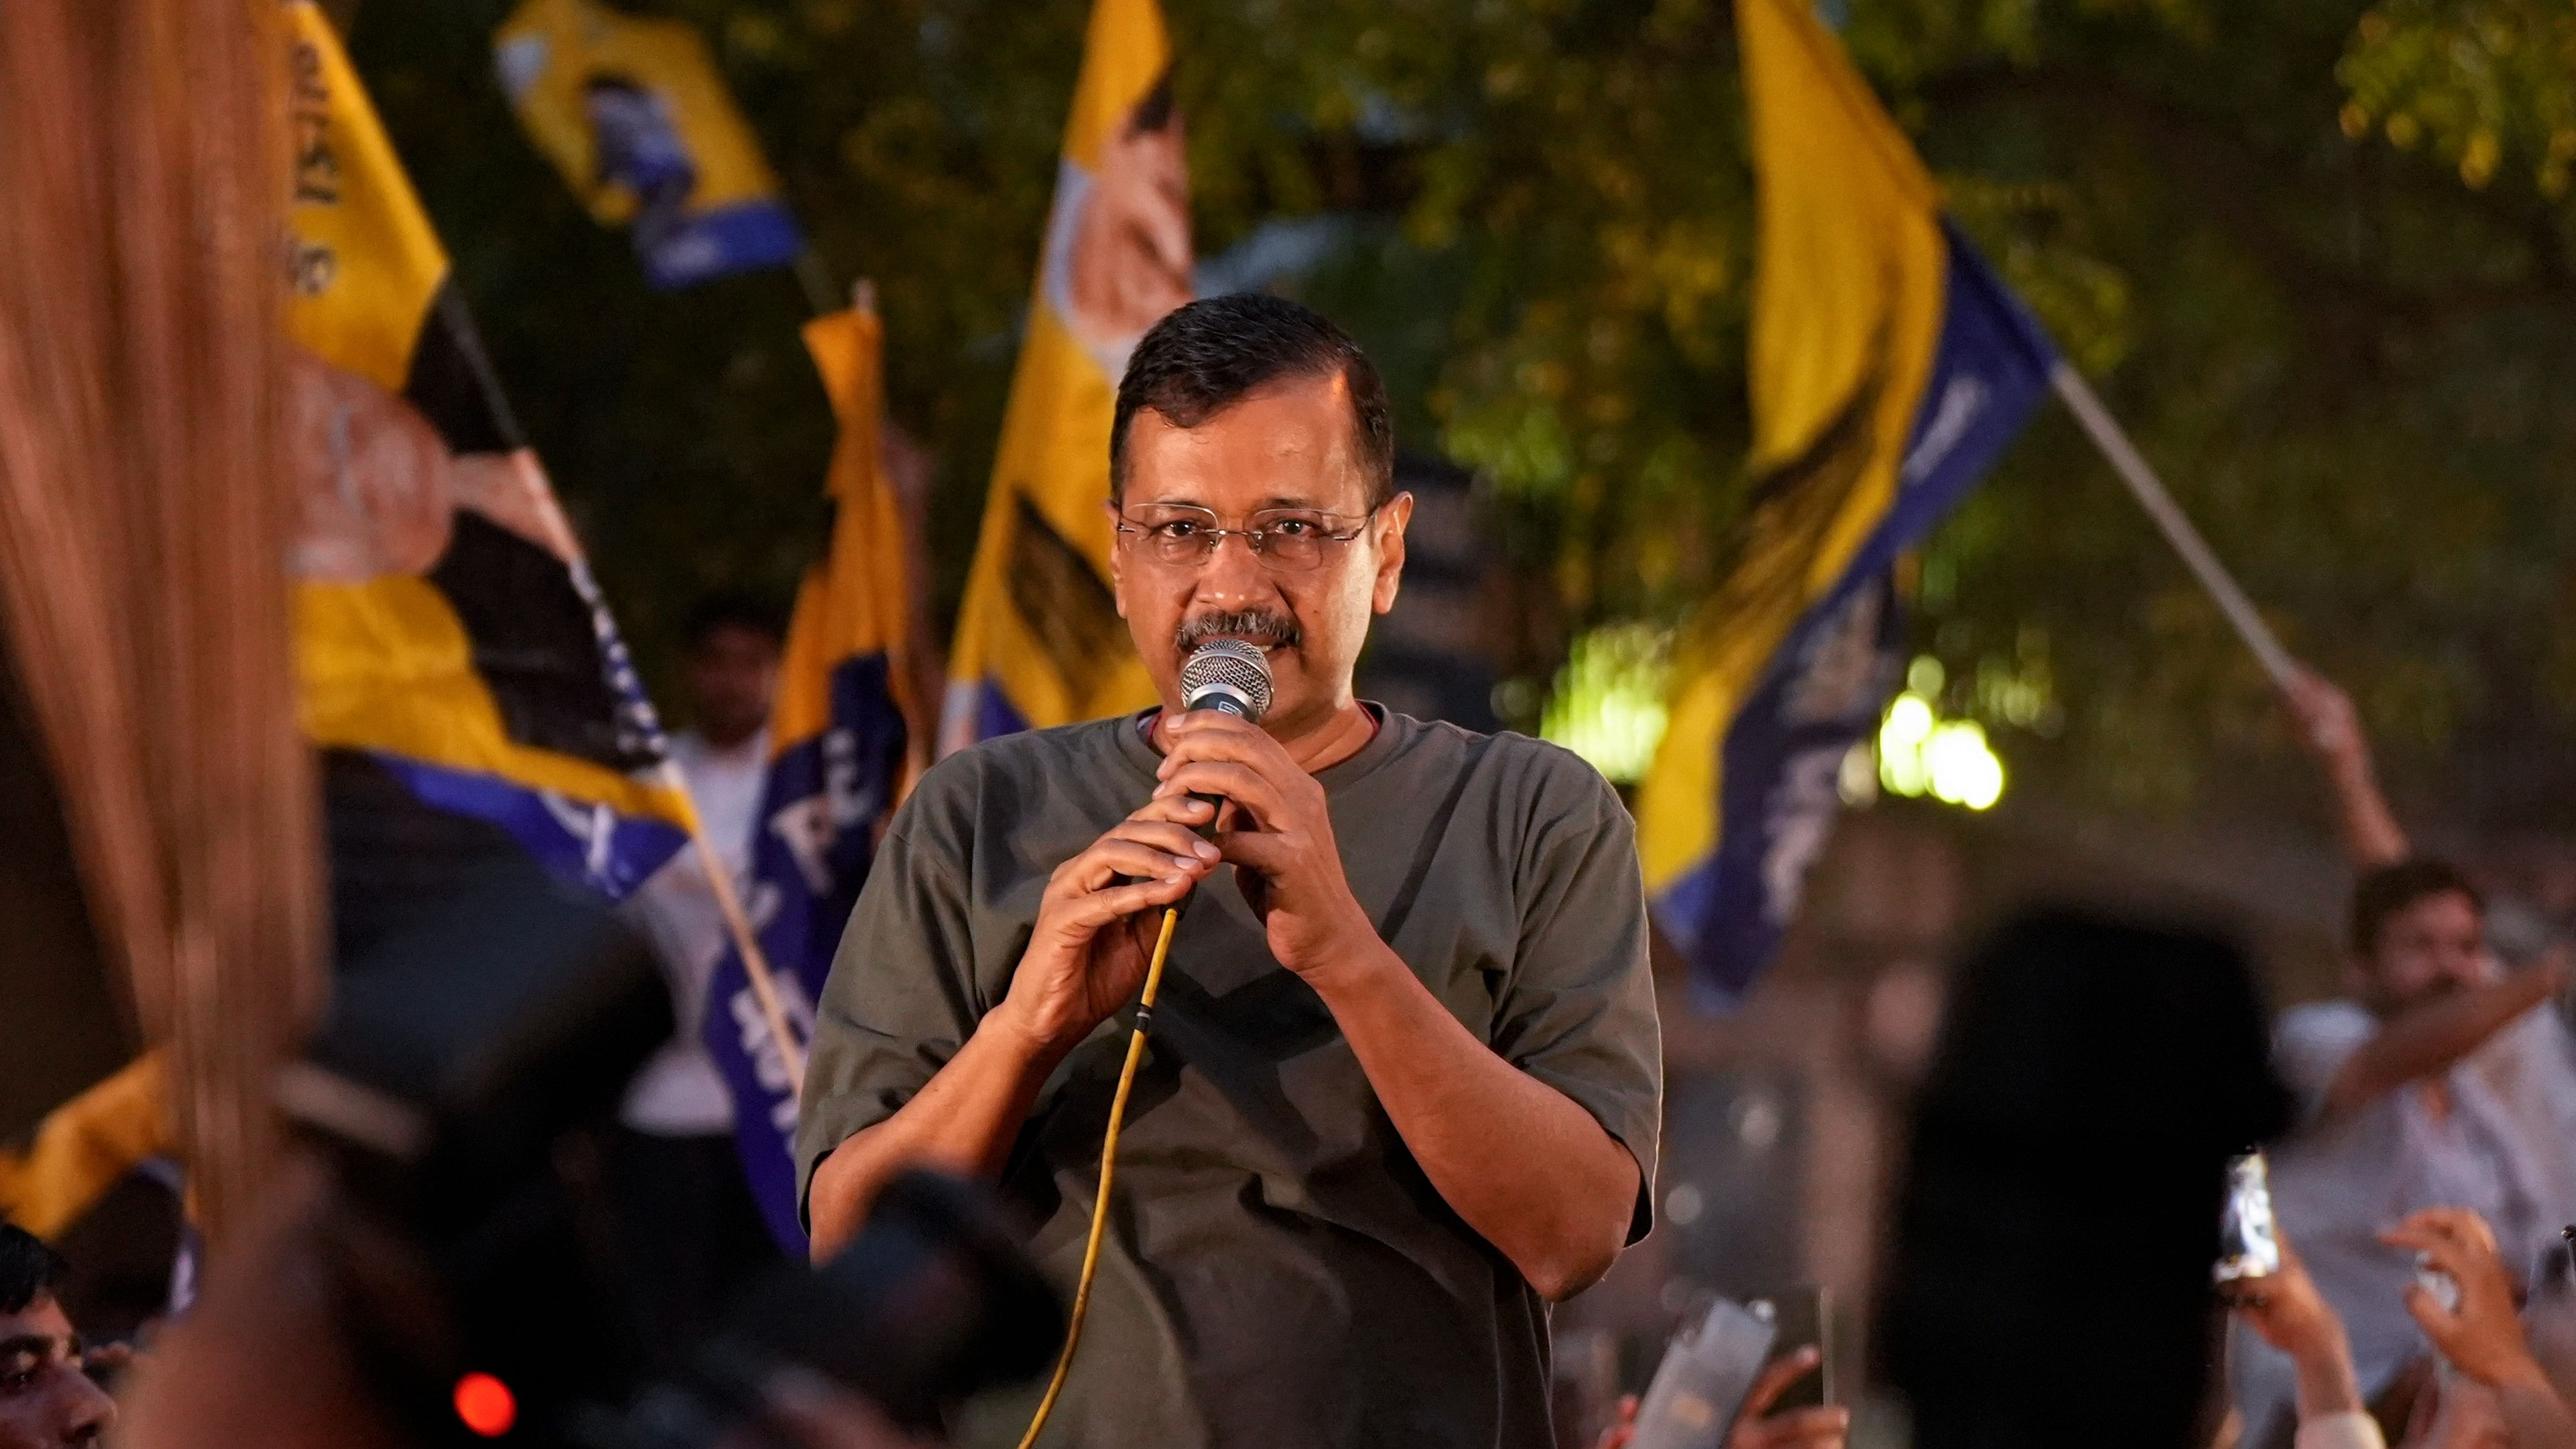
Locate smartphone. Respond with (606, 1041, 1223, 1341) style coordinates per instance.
(1749, 1286, 1832, 1411)
(2214, 1150, 2283, 1285)
(1628, 1297, 1776, 1449)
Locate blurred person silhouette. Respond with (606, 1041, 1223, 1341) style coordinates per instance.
(1879, 908, 2289, 1449)
(0, 1224, 114, 1449)
(614, 593, 791, 1360)
(2234, 669, 2576, 1440)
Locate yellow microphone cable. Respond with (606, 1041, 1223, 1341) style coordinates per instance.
(1016, 902, 1184, 1449)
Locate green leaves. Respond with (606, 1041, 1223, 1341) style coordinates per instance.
(2340, 1, 2576, 197)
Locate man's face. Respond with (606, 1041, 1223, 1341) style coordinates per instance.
(2358, 888, 2490, 1014)
(0, 1296, 111, 1449)
(1109, 374, 1409, 740)
(685, 624, 781, 749)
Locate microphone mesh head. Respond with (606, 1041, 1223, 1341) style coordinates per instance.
(1179, 639, 1274, 722)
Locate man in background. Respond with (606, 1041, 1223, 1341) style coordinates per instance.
(2233, 669, 2576, 1441)
(0, 1222, 114, 1449)
(614, 593, 789, 1358)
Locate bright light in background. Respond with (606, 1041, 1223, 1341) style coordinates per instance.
(1878, 693, 1934, 797)
(1540, 623, 1672, 782)
(1876, 657, 2008, 812)
(1925, 719, 2005, 809)
(1538, 634, 2006, 809)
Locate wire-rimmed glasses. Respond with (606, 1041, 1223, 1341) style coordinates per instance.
(1113, 502, 1377, 572)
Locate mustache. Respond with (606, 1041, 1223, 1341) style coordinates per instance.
(1174, 609, 1300, 657)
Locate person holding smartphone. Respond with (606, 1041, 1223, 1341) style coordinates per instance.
(1589, 1349, 1848, 1449)
(2226, 1229, 2383, 1449)
(2234, 668, 2576, 1440)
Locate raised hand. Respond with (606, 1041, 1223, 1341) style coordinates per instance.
(2381, 1209, 2551, 1392)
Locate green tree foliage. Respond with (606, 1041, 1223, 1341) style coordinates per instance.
(2340, 1, 2576, 197)
(347, 0, 2576, 829)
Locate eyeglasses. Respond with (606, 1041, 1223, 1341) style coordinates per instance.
(1113, 503, 1377, 573)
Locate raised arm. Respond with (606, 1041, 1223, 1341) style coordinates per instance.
(2281, 667, 2410, 870)
(2318, 959, 2571, 1121)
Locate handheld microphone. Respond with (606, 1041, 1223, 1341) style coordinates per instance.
(1178, 637, 1274, 721)
(1175, 639, 1274, 835)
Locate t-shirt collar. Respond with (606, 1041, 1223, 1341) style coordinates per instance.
(1113, 703, 1408, 795)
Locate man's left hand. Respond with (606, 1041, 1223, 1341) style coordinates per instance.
(1156, 711, 1377, 981)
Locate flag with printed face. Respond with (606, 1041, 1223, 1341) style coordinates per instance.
(706, 303, 921, 1252)
(492, 0, 805, 290)
(284, 0, 692, 915)
(1, 0, 696, 1256)
(1635, 0, 2059, 1009)
(939, 0, 1193, 752)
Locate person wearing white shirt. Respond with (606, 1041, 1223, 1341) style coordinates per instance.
(610, 594, 789, 1360)
(2230, 671, 2576, 1444)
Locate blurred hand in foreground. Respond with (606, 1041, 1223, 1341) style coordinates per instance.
(1587, 1344, 1848, 1449)
(2224, 1234, 2367, 1418)
(2382, 1209, 2576, 1449)
(2382, 1209, 2546, 1391)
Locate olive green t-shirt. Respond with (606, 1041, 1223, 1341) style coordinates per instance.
(796, 707, 1663, 1449)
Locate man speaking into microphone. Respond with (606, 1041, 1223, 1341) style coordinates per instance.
(797, 294, 1662, 1449)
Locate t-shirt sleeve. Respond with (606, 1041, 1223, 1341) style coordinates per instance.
(793, 797, 986, 1229)
(1488, 750, 1665, 1243)
(2274, 1001, 2378, 1126)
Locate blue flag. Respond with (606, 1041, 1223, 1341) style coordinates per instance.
(1637, 0, 2059, 1009)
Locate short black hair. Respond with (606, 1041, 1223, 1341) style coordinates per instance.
(682, 591, 785, 653)
(0, 1221, 66, 1316)
(2352, 857, 2483, 957)
(1111, 294, 1396, 509)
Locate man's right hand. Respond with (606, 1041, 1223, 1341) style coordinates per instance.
(990, 794, 1223, 1057)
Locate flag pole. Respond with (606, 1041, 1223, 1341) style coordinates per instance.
(2050, 361, 2296, 687)
(662, 760, 807, 1095)
(442, 303, 812, 1101)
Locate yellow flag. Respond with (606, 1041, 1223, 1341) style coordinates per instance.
(283, 0, 693, 897)
(939, 0, 1192, 750)
(1636, 0, 2056, 1005)
(0, 1056, 171, 1241)
(283, 3, 446, 391)
(782, 305, 923, 761)
(703, 301, 925, 1253)
(493, 0, 806, 289)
